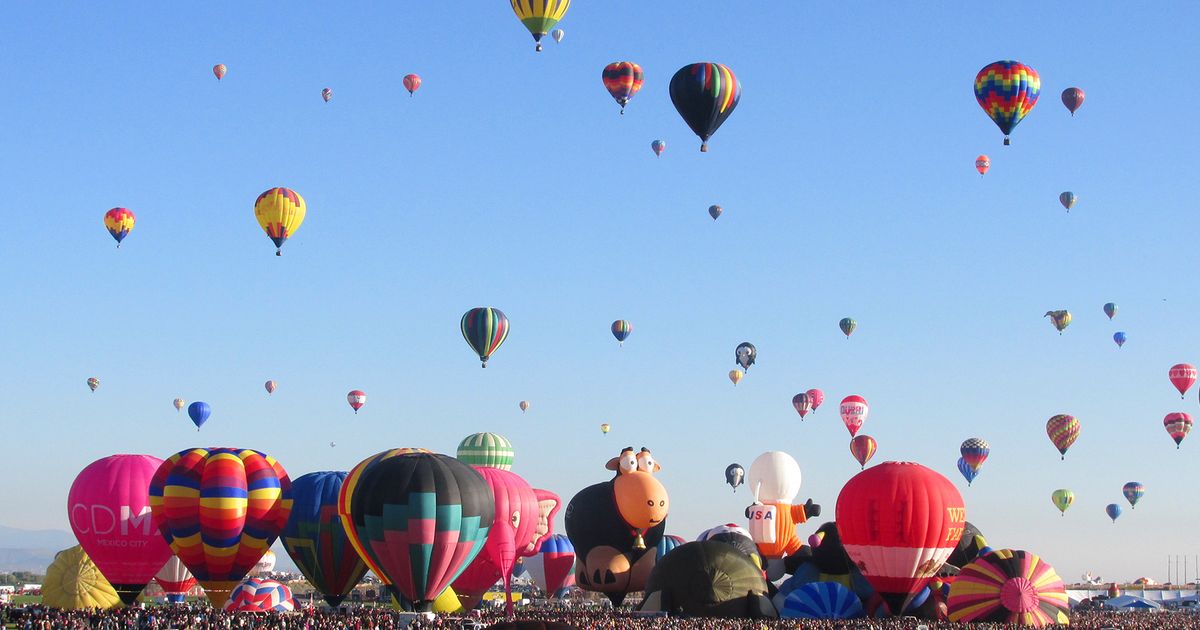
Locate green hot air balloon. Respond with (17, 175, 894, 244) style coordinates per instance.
(461, 307, 510, 368)
(839, 318, 857, 339)
(457, 433, 515, 471)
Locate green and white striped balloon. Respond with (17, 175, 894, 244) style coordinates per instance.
(456, 433, 515, 470)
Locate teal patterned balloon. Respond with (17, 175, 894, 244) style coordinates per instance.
(457, 433, 515, 470)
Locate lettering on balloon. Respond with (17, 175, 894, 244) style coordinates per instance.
(69, 504, 159, 537)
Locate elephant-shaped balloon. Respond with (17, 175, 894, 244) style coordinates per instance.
(745, 451, 820, 560)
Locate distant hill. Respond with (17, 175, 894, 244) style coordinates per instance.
(0, 524, 78, 572)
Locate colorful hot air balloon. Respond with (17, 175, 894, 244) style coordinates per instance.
(839, 318, 856, 338)
(510, 0, 570, 52)
(1051, 489, 1074, 515)
(957, 457, 979, 486)
(525, 534, 575, 597)
(1114, 332, 1127, 348)
(1164, 412, 1192, 448)
(551, 28, 564, 43)
(68, 455, 173, 605)
(728, 370, 743, 386)
(735, 342, 757, 370)
(321, 88, 332, 102)
(461, 307, 509, 367)
(264, 380, 277, 395)
(213, 64, 226, 80)
(807, 389, 825, 412)
(148, 448, 293, 607)
(611, 320, 632, 345)
(836, 462, 965, 615)
(974, 60, 1040, 145)
(154, 556, 196, 604)
(602, 62, 644, 114)
(87, 377, 100, 392)
(651, 139, 666, 157)
(254, 187, 306, 256)
(403, 74, 421, 97)
(1122, 482, 1144, 509)
(960, 438, 990, 471)
(1059, 192, 1077, 212)
(792, 393, 812, 419)
(849, 435, 876, 469)
(1105, 504, 1122, 523)
(103, 208, 135, 248)
(456, 432, 515, 470)
(947, 549, 1068, 627)
(187, 401, 210, 430)
(346, 390, 366, 414)
(725, 463, 744, 492)
(1169, 364, 1197, 398)
(975, 155, 990, 177)
(839, 396, 868, 437)
(338, 451, 493, 611)
(599, 422, 611, 434)
(280, 471, 368, 608)
(224, 578, 294, 612)
(519, 400, 531, 413)
(173, 398, 185, 412)
(1045, 414, 1080, 459)
(1044, 310, 1071, 334)
(708, 205, 723, 220)
(1061, 87, 1084, 116)
(1103, 302, 1117, 319)
(669, 63, 741, 152)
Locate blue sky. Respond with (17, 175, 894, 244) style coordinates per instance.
(1, 2, 1199, 583)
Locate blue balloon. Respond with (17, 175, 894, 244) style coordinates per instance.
(187, 401, 210, 430)
(1106, 503, 1123, 523)
(957, 457, 979, 486)
(1114, 332, 1127, 348)
(280, 471, 368, 608)
(779, 581, 865, 620)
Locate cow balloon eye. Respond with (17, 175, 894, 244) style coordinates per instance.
(659, 500, 665, 506)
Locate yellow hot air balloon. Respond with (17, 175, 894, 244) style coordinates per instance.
(729, 369, 744, 386)
(173, 398, 186, 412)
(254, 187, 306, 256)
(43, 546, 122, 610)
(600, 423, 610, 434)
(510, 0, 570, 52)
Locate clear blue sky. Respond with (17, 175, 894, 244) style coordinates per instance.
(1, 2, 1198, 584)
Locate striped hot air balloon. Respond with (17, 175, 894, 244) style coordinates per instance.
(849, 435, 877, 469)
(611, 320, 632, 345)
(1045, 415, 1080, 459)
(947, 549, 1068, 626)
(602, 62, 644, 114)
(510, 0, 570, 52)
(792, 393, 812, 419)
(456, 432, 515, 470)
(525, 534, 575, 597)
(154, 556, 196, 604)
(957, 457, 979, 486)
(1164, 412, 1193, 448)
(1051, 489, 1074, 515)
(461, 307, 509, 367)
(959, 438, 990, 471)
(1122, 482, 1145, 509)
(974, 61, 1040, 145)
(254, 187, 306, 256)
(103, 208, 135, 248)
(779, 581, 865, 620)
(669, 63, 741, 152)
(223, 578, 294, 612)
(280, 472, 367, 608)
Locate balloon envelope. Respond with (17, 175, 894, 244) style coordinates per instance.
(602, 62, 644, 113)
(947, 549, 1068, 626)
(1165, 412, 1193, 447)
(510, 0, 569, 51)
(1051, 489, 1074, 514)
(1114, 332, 1127, 347)
(669, 63, 741, 152)
(103, 207, 135, 247)
(155, 556, 196, 599)
(839, 396, 868, 437)
(254, 187, 306, 256)
(43, 546, 121, 610)
(187, 402, 210, 429)
(403, 74, 421, 96)
(1061, 87, 1085, 115)
(1105, 504, 1122, 522)
(457, 432, 515, 470)
(461, 307, 510, 367)
(224, 578, 294, 612)
(610, 319, 632, 343)
(849, 436, 876, 469)
(975, 155, 990, 176)
(1045, 414, 1080, 458)
(708, 205, 722, 220)
(1169, 364, 1197, 397)
(1122, 482, 1144, 508)
(779, 581, 865, 620)
(974, 60, 1040, 144)
(280, 472, 368, 608)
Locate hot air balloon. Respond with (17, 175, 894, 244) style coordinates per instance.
(187, 401, 210, 430)
(519, 400, 531, 413)
(849, 436, 876, 469)
(655, 534, 686, 562)
(1169, 364, 1197, 398)
(778, 581, 865, 620)
(974, 60, 1040, 145)
(1061, 87, 1084, 116)
(1046, 414, 1080, 459)
(957, 457, 979, 486)
(551, 28, 564, 43)
(321, 88, 332, 102)
(1105, 504, 1122, 523)
(669, 63, 741, 152)
(510, 0, 569, 52)
(728, 370, 743, 386)
(600, 423, 610, 434)
(87, 377, 100, 392)
(708, 205, 723, 220)
(735, 342, 756, 370)
(42, 546, 121, 610)
(839, 318, 856, 338)
(1044, 310, 1071, 334)
(611, 320, 632, 345)
(252, 550, 277, 575)
(148, 448, 293, 607)
(807, 389, 825, 412)
(346, 390, 366, 414)
(745, 451, 819, 560)
(602, 62, 644, 114)
(960, 438, 990, 471)
(339, 451, 493, 611)
(280, 472, 367, 608)
(947, 549, 1068, 626)
(403, 73, 421, 97)
(839, 396, 868, 437)
(103, 208, 135, 248)
(836, 462, 965, 615)
(213, 64, 226, 80)
(457, 432, 515, 470)
(1051, 489, 1074, 515)
(1103, 302, 1117, 319)
(264, 380, 276, 395)
(224, 578, 294, 612)
(68, 455, 174, 605)
(1059, 192, 1077, 212)
(154, 556, 196, 604)
(638, 541, 774, 618)
(792, 393, 812, 419)
(525, 534, 575, 597)
(975, 155, 990, 177)
(1114, 332, 1127, 348)
(461, 307, 509, 367)
(1164, 412, 1192, 448)
(725, 464, 744, 492)
(651, 139, 666, 157)
(173, 398, 185, 412)
(254, 187, 306, 256)
(1122, 482, 1144, 509)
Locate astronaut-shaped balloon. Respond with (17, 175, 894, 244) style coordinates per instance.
(745, 451, 820, 559)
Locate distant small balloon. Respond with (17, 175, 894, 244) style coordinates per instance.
(188, 401, 211, 431)
(519, 400, 530, 413)
(403, 74, 421, 97)
(728, 369, 744, 386)
(708, 205, 723, 220)
(347, 390, 367, 414)
(724, 463, 744, 492)
(173, 398, 185, 412)
(975, 155, 990, 177)
(264, 380, 277, 395)
(1051, 489, 1074, 515)
(87, 377, 100, 392)
(1103, 302, 1117, 320)
(551, 28, 564, 43)
(1169, 364, 1198, 398)
(849, 435, 877, 469)
(1113, 332, 1127, 348)
(330, 442, 336, 448)
(806, 389, 825, 412)
(651, 140, 666, 157)
(213, 64, 227, 80)
(1061, 87, 1085, 116)
(321, 88, 332, 102)
(839, 318, 857, 338)
(599, 423, 610, 434)
(1122, 482, 1144, 509)
(1105, 503, 1122, 523)
(791, 393, 812, 419)
(1059, 192, 1077, 212)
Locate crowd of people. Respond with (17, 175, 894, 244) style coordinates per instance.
(3, 604, 1198, 630)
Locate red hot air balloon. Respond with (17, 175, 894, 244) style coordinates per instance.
(1169, 364, 1197, 398)
(403, 74, 421, 97)
(792, 393, 812, 419)
(1061, 88, 1084, 116)
(347, 390, 366, 413)
(836, 461, 966, 616)
(807, 389, 825, 412)
(68, 455, 174, 605)
(840, 396, 869, 436)
(213, 64, 226, 80)
(602, 62, 645, 114)
(975, 155, 990, 177)
(1164, 412, 1193, 449)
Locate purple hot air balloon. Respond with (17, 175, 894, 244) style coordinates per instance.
(1061, 88, 1085, 116)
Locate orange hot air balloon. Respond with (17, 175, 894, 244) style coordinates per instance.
(975, 155, 990, 177)
(728, 370, 744, 386)
(403, 74, 422, 97)
(849, 435, 877, 469)
(213, 64, 227, 81)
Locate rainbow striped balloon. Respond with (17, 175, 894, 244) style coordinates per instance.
(947, 549, 1068, 626)
(974, 61, 1040, 145)
(669, 63, 741, 152)
(602, 62, 644, 114)
(1045, 415, 1080, 459)
(461, 307, 509, 367)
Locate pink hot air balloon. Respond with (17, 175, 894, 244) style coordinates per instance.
(347, 390, 367, 413)
(806, 388, 825, 413)
(68, 455, 174, 605)
(840, 395, 869, 437)
(213, 64, 226, 81)
(403, 73, 422, 97)
(1169, 364, 1197, 398)
(452, 468, 560, 615)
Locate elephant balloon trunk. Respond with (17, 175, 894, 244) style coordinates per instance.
(498, 537, 517, 617)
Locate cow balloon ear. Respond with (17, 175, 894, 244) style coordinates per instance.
(605, 458, 620, 471)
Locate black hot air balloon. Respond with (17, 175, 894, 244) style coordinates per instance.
(669, 63, 742, 152)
